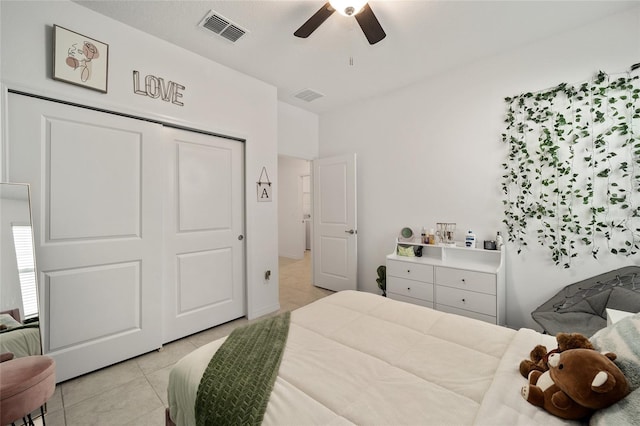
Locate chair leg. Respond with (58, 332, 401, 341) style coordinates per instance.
(8, 406, 46, 426)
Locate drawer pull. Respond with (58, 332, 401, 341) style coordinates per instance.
(407, 269, 411, 273)
(407, 287, 411, 291)
(461, 298, 466, 303)
(461, 278, 466, 283)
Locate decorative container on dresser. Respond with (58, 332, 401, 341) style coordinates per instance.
(386, 241, 505, 325)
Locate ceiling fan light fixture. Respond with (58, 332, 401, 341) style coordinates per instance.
(329, 0, 367, 16)
(295, 1, 385, 45)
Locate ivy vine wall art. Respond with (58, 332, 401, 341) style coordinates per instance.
(502, 66, 640, 268)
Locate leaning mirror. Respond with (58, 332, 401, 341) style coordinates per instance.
(0, 182, 41, 357)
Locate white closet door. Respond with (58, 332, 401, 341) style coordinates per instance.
(7, 93, 163, 382)
(162, 128, 245, 343)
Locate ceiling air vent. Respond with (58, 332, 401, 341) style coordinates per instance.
(199, 10, 247, 43)
(294, 89, 325, 103)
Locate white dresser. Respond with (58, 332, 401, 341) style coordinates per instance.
(386, 242, 505, 325)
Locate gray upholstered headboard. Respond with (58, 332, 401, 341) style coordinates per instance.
(0, 308, 21, 323)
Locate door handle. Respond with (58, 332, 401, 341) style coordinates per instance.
(345, 229, 356, 235)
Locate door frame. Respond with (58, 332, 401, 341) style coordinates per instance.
(277, 155, 311, 260)
(275, 152, 359, 293)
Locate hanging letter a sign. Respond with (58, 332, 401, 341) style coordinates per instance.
(257, 167, 272, 202)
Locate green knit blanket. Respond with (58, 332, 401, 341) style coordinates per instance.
(195, 312, 291, 426)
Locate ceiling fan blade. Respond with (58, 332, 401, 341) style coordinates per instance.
(354, 3, 386, 45)
(294, 2, 335, 38)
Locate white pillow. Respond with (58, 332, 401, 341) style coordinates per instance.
(589, 388, 640, 426)
(0, 313, 22, 330)
(590, 312, 640, 390)
(589, 313, 640, 426)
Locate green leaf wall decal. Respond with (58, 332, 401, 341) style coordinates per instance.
(502, 70, 640, 266)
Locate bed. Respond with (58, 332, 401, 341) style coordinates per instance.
(167, 290, 640, 425)
(0, 310, 41, 358)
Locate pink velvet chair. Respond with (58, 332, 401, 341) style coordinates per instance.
(0, 355, 56, 426)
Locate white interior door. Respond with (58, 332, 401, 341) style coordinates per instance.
(7, 93, 163, 382)
(162, 128, 245, 342)
(312, 154, 357, 291)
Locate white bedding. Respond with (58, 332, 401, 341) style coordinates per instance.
(0, 326, 41, 358)
(168, 290, 583, 425)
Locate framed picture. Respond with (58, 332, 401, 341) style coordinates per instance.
(53, 25, 109, 93)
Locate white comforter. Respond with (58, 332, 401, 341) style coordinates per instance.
(168, 290, 583, 425)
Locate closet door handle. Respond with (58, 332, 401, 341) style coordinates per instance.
(238, 235, 244, 240)
(345, 229, 355, 235)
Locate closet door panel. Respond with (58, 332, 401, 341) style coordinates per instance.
(7, 93, 163, 382)
(46, 262, 141, 350)
(177, 249, 233, 312)
(47, 120, 141, 239)
(163, 128, 245, 343)
(178, 142, 232, 231)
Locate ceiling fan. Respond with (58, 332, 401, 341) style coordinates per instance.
(294, 1, 386, 45)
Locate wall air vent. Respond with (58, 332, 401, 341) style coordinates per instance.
(199, 10, 247, 43)
(293, 89, 325, 103)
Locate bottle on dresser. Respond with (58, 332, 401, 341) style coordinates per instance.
(465, 230, 476, 248)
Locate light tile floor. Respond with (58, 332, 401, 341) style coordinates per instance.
(41, 251, 331, 426)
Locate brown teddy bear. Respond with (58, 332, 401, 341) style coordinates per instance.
(521, 348, 630, 420)
(519, 332, 594, 378)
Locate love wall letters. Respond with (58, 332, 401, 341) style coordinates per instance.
(133, 70, 185, 106)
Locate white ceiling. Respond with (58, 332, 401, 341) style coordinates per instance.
(74, 1, 638, 114)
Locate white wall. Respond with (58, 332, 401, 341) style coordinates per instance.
(278, 156, 310, 259)
(278, 101, 319, 159)
(319, 6, 640, 330)
(0, 0, 279, 319)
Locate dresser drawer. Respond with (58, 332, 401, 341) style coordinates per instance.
(388, 276, 434, 302)
(389, 293, 434, 309)
(436, 286, 496, 317)
(436, 304, 496, 324)
(387, 260, 434, 283)
(435, 267, 495, 295)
